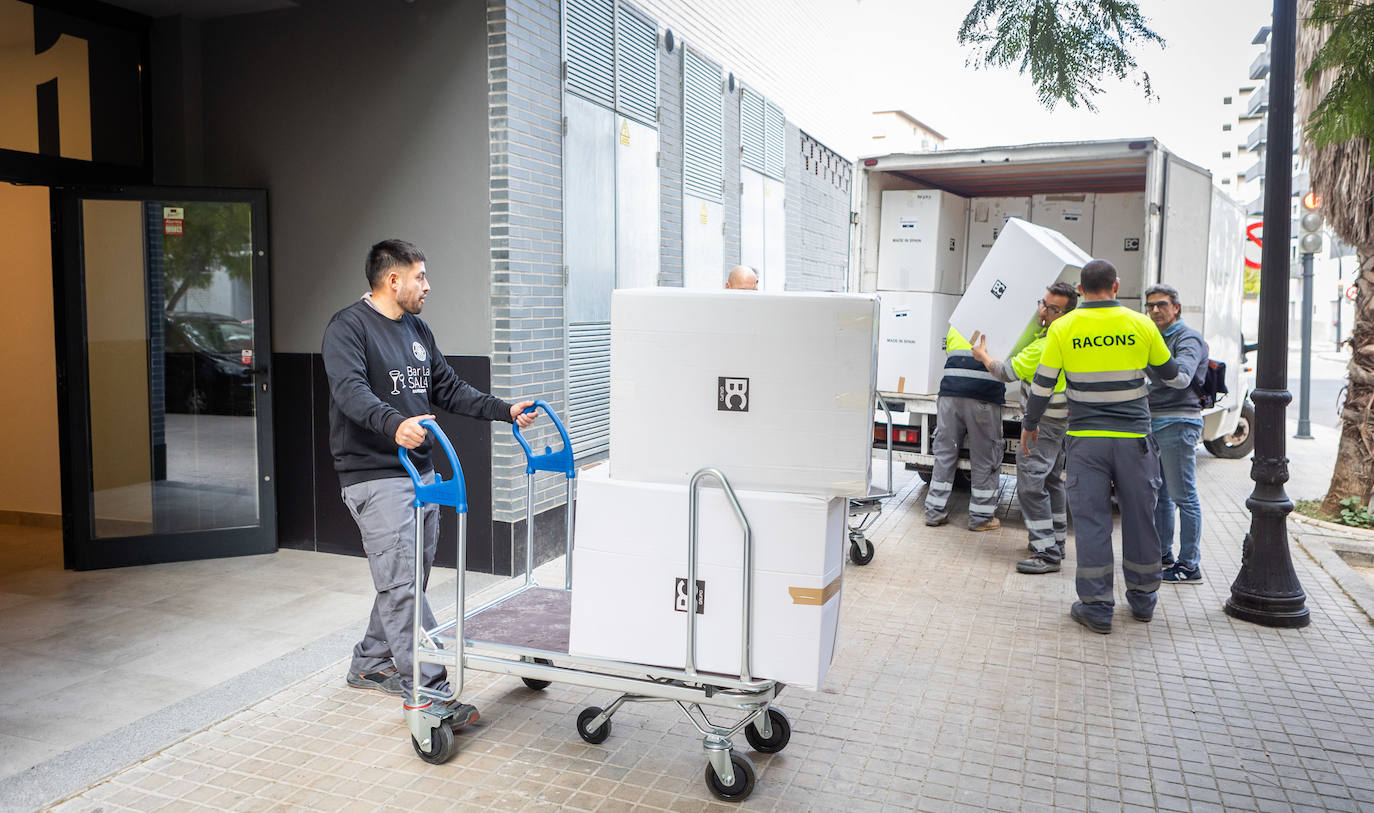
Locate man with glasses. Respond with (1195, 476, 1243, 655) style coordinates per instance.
(1143, 284, 1209, 583)
(971, 282, 1078, 574)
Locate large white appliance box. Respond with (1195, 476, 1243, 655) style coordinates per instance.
(876, 291, 960, 395)
(963, 196, 1031, 288)
(877, 189, 968, 294)
(568, 465, 845, 691)
(609, 288, 878, 498)
(1089, 192, 1147, 299)
(1030, 193, 1095, 252)
(950, 217, 1093, 361)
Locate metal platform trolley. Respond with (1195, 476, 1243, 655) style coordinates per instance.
(846, 397, 895, 565)
(397, 403, 792, 802)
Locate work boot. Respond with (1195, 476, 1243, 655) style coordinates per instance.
(969, 517, 1001, 532)
(1055, 541, 1066, 560)
(346, 667, 404, 696)
(440, 701, 481, 730)
(925, 514, 948, 527)
(1070, 601, 1112, 634)
(406, 697, 481, 730)
(1016, 554, 1061, 574)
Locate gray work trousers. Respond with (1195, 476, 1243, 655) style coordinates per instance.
(925, 395, 1004, 526)
(342, 474, 448, 700)
(1018, 419, 1068, 560)
(1064, 435, 1164, 624)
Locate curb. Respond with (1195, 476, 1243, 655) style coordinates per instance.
(1290, 508, 1374, 542)
(1289, 517, 1374, 624)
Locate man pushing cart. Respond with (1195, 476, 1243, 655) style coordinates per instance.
(322, 238, 538, 724)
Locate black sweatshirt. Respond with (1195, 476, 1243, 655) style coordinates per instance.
(322, 299, 513, 486)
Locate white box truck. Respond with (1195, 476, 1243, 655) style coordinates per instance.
(850, 138, 1255, 483)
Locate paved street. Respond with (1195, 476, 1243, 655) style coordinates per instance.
(1288, 347, 1348, 431)
(22, 419, 1374, 813)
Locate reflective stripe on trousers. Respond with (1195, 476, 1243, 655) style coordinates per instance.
(926, 395, 1003, 524)
(1064, 435, 1164, 624)
(1016, 419, 1068, 557)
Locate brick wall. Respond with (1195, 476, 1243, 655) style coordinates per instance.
(488, 0, 568, 522)
(658, 39, 684, 287)
(786, 127, 853, 292)
(722, 79, 741, 272)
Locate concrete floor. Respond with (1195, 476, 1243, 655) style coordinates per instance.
(0, 521, 508, 806)
(6, 419, 1373, 812)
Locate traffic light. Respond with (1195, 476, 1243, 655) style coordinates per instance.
(1299, 191, 1323, 254)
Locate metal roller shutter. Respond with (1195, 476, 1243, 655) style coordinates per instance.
(615, 2, 658, 125)
(741, 87, 765, 174)
(567, 322, 612, 459)
(683, 49, 723, 203)
(764, 101, 785, 180)
(566, 0, 614, 103)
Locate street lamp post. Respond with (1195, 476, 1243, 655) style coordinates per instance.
(1225, 0, 1311, 628)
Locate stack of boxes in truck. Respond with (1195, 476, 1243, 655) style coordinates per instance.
(568, 289, 879, 691)
(876, 190, 967, 395)
(876, 188, 1148, 397)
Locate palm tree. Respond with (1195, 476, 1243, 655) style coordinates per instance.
(1296, 0, 1374, 514)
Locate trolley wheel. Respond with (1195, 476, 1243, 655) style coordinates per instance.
(576, 706, 612, 744)
(704, 751, 756, 802)
(849, 534, 875, 566)
(744, 708, 791, 754)
(411, 723, 457, 765)
(522, 657, 553, 691)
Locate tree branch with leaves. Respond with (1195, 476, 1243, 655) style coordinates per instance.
(957, 0, 1164, 111)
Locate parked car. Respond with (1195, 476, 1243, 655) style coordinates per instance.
(163, 312, 256, 415)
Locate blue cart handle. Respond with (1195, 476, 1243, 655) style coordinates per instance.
(511, 400, 576, 478)
(397, 418, 468, 512)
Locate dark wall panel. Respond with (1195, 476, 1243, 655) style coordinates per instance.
(276, 352, 498, 573)
(272, 352, 314, 550)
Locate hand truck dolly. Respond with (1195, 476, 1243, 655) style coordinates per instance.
(397, 402, 792, 802)
(846, 397, 895, 565)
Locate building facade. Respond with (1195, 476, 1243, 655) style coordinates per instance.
(0, 0, 859, 574)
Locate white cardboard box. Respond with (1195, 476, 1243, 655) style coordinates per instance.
(877, 189, 968, 294)
(963, 196, 1031, 289)
(568, 465, 845, 690)
(609, 288, 878, 498)
(876, 291, 960, 395)
(950, 217, 1093, 361)
(1030, 193, 1095, 255)
(1089, 192, 1147, 299)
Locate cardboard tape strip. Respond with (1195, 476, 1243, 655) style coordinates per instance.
(788, 575, 843, 606)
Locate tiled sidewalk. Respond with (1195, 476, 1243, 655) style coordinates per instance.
(42, 425, 1374, 812)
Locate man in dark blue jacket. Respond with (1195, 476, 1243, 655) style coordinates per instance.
(1144, 284, 1208, 584)
(323, 239, 536, 724)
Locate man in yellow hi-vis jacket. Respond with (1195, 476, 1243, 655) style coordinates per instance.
(972, 281, 1079, 574)
(1021, 260, 1193, 634)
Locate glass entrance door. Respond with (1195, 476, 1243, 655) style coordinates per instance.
(56, 187, 274, 569)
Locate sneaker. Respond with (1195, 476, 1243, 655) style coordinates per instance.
(1016, 555, 1061, 575)
(969, 517, 1001, 532)
(1070, 601, 1112, 634)
(346, 668, 404, 696)
(1161, 551, 1176, 568)
(1162, 564, 1203, 584)
(925, 515, 949, 527)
